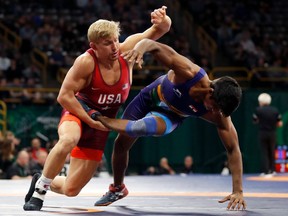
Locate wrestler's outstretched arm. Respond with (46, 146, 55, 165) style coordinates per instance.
(121, 38, 200, 78)
(77, 99, 166, 137)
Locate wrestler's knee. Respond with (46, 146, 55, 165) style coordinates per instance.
(57, 136, 78, 153)
(125, 117, 158, 137)
(114, 134, 136, 152)
(63, 185, 81, 197)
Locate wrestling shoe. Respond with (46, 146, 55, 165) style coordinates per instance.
(23, 197, 43, 211)
(24, 173, 41, 203)
(23, 173, 46, 211)
(94, 184, 129, 206)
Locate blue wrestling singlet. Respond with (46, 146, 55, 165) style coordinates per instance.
(159, 68, 208, 117)
(122, 68, 209, 129)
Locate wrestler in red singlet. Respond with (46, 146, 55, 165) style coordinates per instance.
(60, 48, 130, 161)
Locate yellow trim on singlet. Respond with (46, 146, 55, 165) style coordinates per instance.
(156, 85, 189, 117)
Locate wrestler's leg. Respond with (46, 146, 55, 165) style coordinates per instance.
(93, 134, 136, 206)
(97, 115, 167, 137)
(23, 120, 81, 211)
(42, 121, 81, 180)
(94, 114, 176, 206)
(112, 134, 137, 186)
(112, 113, 176, 185)
(51, 158, 100, 196)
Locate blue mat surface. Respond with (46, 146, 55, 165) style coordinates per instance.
(0, 174, 287, 216)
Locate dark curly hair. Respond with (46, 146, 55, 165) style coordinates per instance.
(210, 76, 242, 117)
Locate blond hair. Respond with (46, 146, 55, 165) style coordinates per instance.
(87, 19, 120, 43)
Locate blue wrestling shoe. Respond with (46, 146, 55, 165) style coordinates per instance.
(94, 184, 129, 206)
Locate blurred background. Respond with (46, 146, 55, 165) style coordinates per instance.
(0, 0, 288, 177)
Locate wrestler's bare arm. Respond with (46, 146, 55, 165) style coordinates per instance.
(201, 114, 246, 210)
(217, 120, 246, 210)
(122, 39, 199, 79)
(215, 117, 243, 189)
(57, 54, 107, 131)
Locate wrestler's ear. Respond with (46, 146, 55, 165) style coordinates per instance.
(89, 42, 96, 50)
(209, 88, 214, 95)
(207, 88, 214, 100)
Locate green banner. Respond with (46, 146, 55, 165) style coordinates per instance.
(7, 104, 62, 148)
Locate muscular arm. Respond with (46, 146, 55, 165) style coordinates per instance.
(57, 54, 107, 130)
(202, 113, 246, 210)
(122, 39, 200, 80)
(217, 118, 243, 194)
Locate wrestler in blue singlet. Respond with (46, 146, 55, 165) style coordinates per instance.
(122, 68, 209, 135)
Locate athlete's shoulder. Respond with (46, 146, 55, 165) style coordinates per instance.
(69, 52, 95, 75)
(75, 52, 94, 65)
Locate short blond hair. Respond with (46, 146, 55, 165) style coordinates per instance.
(87, 19, 120, 43)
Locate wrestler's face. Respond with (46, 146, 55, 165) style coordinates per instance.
(91, 35, 120, 61)
(203, 93, 222, 115)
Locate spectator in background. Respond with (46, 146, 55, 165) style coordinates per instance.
(4, 58, 23, 83)
(0, 138, 16, 179)
(143, 165, 158, 175)
(5, 130, 21, 153)
(28, 150, 48, 175)
(180, 155, 194, 175)
(22, 64, 41, 83)
(47, 45, 65, 79)
(8, 78, 25, 102)
(19, 23, 34, 54)
(158, 157, 175, 175)
(29, 137, 47, 162)
(0, 50, 11, 73)
(0, 77, 10, 100)
(6, 150, 32, 180)
(143, 157, 175, 175)
(253, 93, 283, 177)
(221, 160, 230, 176)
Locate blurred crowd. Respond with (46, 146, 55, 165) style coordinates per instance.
(143, 155, 194, 176)
(1, 0, 287, 96)
(0, 130, 106, 179)
(0, 0, 209, 103)
(0, 131, 49, 179)
(185, 0, 288, 69)
(0, 0, 198, 89)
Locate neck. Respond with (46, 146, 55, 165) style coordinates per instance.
(190, 87, 211, 102)
(94, 50, 117, 70)
(99, 59, 116, 70)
